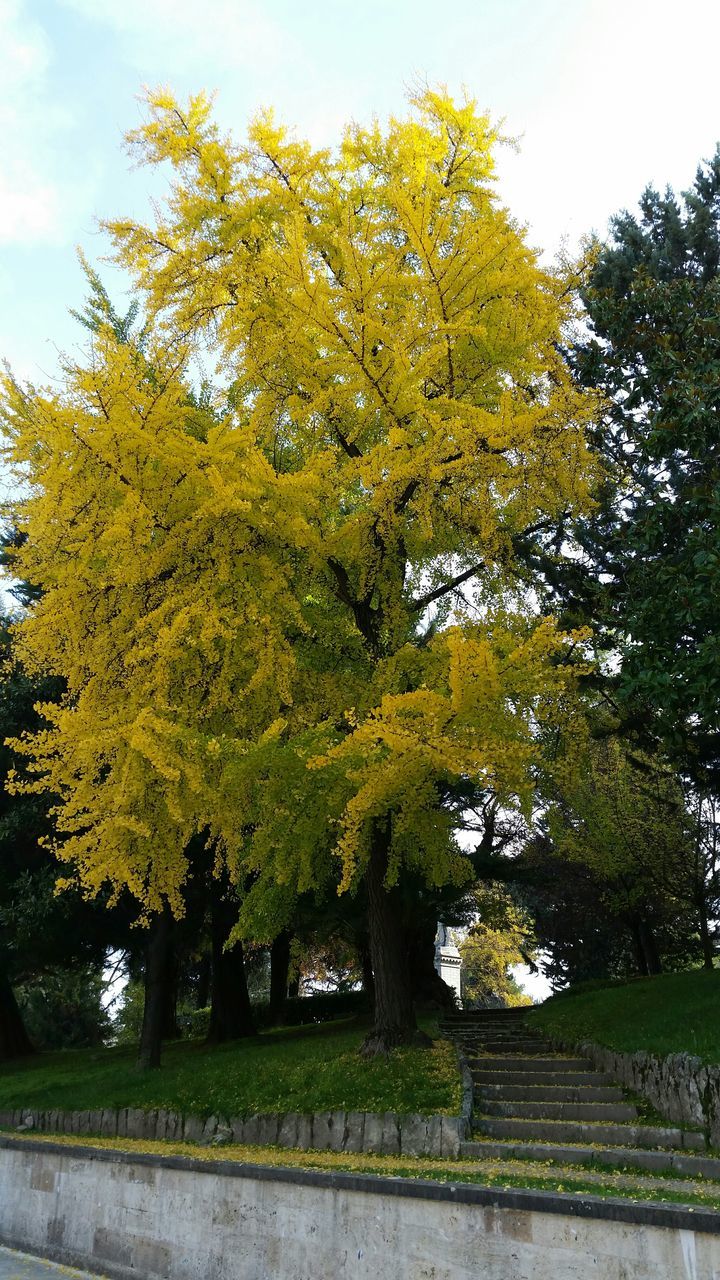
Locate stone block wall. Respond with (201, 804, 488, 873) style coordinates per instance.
(0, 1105, 467, 1158)
(575, 1042, 720, 1148)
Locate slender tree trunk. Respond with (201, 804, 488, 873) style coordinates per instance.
(206, 877, 255, 1044)
(268, 930, 291, 1026)
(638, 919, 663, 975)
(0, 960, 33, 1061)
(161, 943, 181, 1041)
(287, 975, 300, 999)
(360, 822, 426, 1056)
(629, 916, 649, 976)
(195, 953, 211, 1009)
(699, 900, 715, 970)
(138, 908, 174, 1070)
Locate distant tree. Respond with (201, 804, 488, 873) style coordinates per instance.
(526, 728, 718, 979)
(458, 885, 534, 1007)
(112, 978, 144, 1045)
(16, 964, 111, 1050)
(516, 844, 638, 988)
(566, 150, 720, 783)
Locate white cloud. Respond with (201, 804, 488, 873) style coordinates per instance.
(0, 179, 64, 245)
(495, 0, 720, 257)
(0, 0, 48, 88)
(60, 0, 291, 76)
(0, 0, 92, 246)
(0, 0, 53, 243)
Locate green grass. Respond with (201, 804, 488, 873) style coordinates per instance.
(0, 1017, 461, 1118)
(530, 969, 720, 1063)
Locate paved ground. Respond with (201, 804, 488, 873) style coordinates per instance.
(0, 1248, 104, 1278)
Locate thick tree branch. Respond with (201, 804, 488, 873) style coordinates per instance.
(332, 423, 362, 459)
(410, 561, 484, 612)
(327, 557, 380, 652)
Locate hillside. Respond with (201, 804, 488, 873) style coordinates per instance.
(529, 970, 720, 1063)
(0, 1018, 459, 1119)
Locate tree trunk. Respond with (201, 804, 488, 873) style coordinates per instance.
(638, 919, 663, 975)
(138, 908, 174, 1070)
(356, 930, 375, 1005)
(629, 916, 649, 976)
(268, 931, 291, 1026)
(161, 943, 181, 1041)
(206, 877, 256, 1044)
(0, 961, 33, 1061)
(195, 953, 211, 1009)
(407, 917, 457, 1011)
(287, 975, 300, 999)
(699, 900, 715, 970)
(360, 822, 426, 1056)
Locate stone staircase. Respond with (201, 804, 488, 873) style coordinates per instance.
(440, 1008, 720, 1179)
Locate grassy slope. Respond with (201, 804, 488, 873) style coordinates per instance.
(530, 970, 720, 1063)
(0, 1017, 461, 1118)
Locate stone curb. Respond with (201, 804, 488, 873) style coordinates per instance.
(456, 1044, 474, 1133)
(0, 1104, 467, 1159)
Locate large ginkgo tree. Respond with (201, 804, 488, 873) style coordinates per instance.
(2, 90, 596, 1052)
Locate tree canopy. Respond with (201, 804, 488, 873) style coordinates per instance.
(1, 89, 601, 1052)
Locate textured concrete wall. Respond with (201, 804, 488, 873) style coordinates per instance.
(576, 1042, 720, 1147)
(2, 1137, 720, 1280)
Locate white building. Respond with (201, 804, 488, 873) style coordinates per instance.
(434, 923, 463, 1004)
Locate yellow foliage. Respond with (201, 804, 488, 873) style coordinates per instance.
(1, 89, 597, 924)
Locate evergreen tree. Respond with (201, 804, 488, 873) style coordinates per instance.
(567, 151, 720, 782)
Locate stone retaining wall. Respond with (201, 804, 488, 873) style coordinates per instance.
(0, 1042, 475, 1163)
(567, 1041, 720, 1148)
(0, 1104, 467, 1158)
(3, 1136, 720, 1279)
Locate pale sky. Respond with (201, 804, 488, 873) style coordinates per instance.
(2, 0, 720, 384)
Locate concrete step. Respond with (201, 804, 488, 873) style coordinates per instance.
(467, 1056, 594, 1072)
(444, 1024, 530, 1033)
(453, 1029, 543, 1038)
(475, 1116, 706, 1150)
(459, 1041, 555, 1055)
(480, 1100, 637, 1122)
(459, 1139, 720, 1180)
(443, 1010, 528, 1020)
(448, 1028, 532, 1034)
(470, 1068, 614, 1087)
(448, 1025, 536, 1033)
(454, 1025, 536, 1032)
(457, 1026, 539, 1032)
(456, 1032, 542, 1040)
(476, 1083, 625, 1103)
(457, 1036, 550, 1046)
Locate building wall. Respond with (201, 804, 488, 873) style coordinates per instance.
(435, 947, 462, 1000)
(434, 924, 463, 1002)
